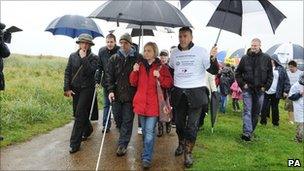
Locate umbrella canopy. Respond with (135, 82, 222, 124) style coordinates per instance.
(230, 48, 245, 58)
(216, 50, 227, 63)
(89, 0, 192, 28)
(207, 0, 286, 36)
(126, 24, 157, 37)
(45, 15, 104, 38)
(266, 43, 304, 64)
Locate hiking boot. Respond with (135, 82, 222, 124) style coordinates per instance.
(116, 146, 127, 156)
(69, 146, 80, 154)
(241, 134, 251, 141)
(184, 140, 195, 168)
(157, 122, 163, 137)
(175, 140, 184, 156)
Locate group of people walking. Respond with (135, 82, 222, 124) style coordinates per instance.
(63, 27, 304, 169)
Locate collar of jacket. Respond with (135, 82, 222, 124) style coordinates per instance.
(107, 45, 119, 54)
(246, 48, 263, 57)
(118, 47, 136, 58)
(141, 58, 161, 74)
(178, 41, 194, 51)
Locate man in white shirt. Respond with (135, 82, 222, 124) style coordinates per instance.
(285, 60, 304, 124)
(169, 27, 218, 168)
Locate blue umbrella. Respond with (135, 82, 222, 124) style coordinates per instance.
(230, 48, 245, 58)
(216, 50, 227, 63)
(45, 15, 103, 38)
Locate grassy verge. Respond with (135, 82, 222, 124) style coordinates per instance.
(192, 99, 304, 170)
(0, 54, 73, 147)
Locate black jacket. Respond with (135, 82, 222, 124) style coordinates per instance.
(0, 41, 10, 90)
(273, 64, 291, 99)
(64, 49, 99, 91)
(235, 49, 273, 92)
(96, 45, 120, 88)
(105, 48, 140, 103)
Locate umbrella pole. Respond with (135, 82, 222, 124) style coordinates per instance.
(138, 25, 142, 50)
(214, 0, 232, 47)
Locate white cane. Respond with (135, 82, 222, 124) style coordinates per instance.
(95, 104, 112, 171)
(89, 85, 98, 119)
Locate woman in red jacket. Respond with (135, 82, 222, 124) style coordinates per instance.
(130, 42, 173, 168)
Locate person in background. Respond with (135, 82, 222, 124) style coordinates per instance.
(64, 34, 99, 153)
(260, 54, 290, 126)
(230, 80, 242, 112)
(285, 60, 303, 124)
(288, 74, 304, 143)
(219, 64, 234, 114)
(157, 49, 172, 136)
(130, 42, 173, 168)
(235, 38, 273, 141)
(96, 33, 120, 133)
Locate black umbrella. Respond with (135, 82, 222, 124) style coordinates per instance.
(126, 24, 157, 37)
(210, 91, 220, 133)
(89, 0, 192, 49)
(180, 0, 286, 46)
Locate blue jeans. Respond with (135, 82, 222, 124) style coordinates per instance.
(242, 89, 264, 138)
(139, 116, 158, 163)
(102, 88, 111, 129)
(220, 95, 227, 113)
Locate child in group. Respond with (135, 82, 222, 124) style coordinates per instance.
(129, 42, 173, 168)
(230, 80, 242, 112)
(288, 74, 304, 143)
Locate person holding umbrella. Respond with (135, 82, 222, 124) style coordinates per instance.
(95, 33, 120, 133)
(64, 33, 99, 153)
(105, 33, 141, 156)
(235, 38, 273, 141)
(169, 27, 218, 168)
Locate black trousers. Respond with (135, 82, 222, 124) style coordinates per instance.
(112, 101, 134, 147)
(175, 94, 202, 143)
(198, 103, 209, 128)
(232, 98, 240, 111)
(260, 93, 280, 126)
(70, 87, 94, 148)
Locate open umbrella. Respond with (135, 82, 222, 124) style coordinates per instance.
(45, 15, 104, 38)
(89, 0, 192, 49)
(180, 0, 286, 46)
(266, 43, 304, 65)
(126, 24, 157, 37)
(230, 48, 245, 58)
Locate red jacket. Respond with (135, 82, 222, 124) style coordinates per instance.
(129, 59, 173, 117)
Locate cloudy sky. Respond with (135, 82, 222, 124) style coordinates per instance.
(1, 0, 303, 58)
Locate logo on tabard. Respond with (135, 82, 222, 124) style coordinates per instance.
(182, 69, 187, 73)
(176, 61, 181, 66)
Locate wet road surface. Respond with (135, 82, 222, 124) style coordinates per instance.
(0, 112, 184, 170)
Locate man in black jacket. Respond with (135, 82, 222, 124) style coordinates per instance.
(169, 27, 219, 168)
(105, 33, 140, 156)
(96, 33, 120, 133)
(0, 22, 11, 141)
(235, 38, 273, 141)
(63, 34, 99, 153)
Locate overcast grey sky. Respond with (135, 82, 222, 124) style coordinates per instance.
(1, 0, 303, 57)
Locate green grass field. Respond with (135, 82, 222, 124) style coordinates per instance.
(193, 100, 304, 170)
(0, 54, 73, 147)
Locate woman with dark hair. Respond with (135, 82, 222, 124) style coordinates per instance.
(260, 54, 291, 126)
